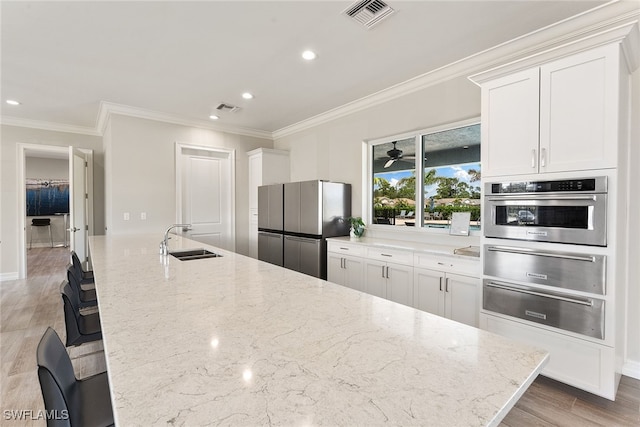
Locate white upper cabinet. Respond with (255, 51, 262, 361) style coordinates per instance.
(479, 44, 623, 177)
(539, 45, 620, 173)
(481, 68, 540, 177)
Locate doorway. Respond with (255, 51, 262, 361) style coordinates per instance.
(17, 144, 93, 279)
(175, 143, 236, 251)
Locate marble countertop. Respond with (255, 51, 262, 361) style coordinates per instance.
(89, 234, 547, 426)
(327, 235, 481, 258)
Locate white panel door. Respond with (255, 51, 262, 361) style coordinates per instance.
(69, 146, 88, 267)
(177, 144, 235, 251)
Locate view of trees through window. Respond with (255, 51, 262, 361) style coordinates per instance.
(372, 122, 481, 229)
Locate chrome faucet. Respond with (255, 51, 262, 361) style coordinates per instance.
(160, 224, 192, 255)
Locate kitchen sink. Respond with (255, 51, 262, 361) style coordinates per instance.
(169, 249, 222, 261)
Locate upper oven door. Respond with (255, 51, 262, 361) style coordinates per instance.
(484, 193, 607, 246)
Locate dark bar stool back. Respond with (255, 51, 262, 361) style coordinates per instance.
(37, 327, 114, 427)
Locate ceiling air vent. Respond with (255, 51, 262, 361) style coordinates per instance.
(216, 103, 240, 113)
(343, 0, 395, 29)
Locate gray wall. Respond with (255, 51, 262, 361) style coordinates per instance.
(627, 67, 640, 370)
(103, 115, 274, 256)
(274, 70, 640, 378)
(274, 74, 481, 220)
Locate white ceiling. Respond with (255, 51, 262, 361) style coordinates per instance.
(1, 1, 608, 135)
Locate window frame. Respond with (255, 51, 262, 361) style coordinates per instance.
(366, 117, 481, 234)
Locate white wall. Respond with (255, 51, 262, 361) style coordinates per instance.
(103, 115, 273, 256)
(0, 125, 104, 278)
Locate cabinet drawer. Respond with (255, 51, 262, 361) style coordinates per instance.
(366, 247, 413, 266)
(327, 241, 365, 256)
(414, 253, 480, 276)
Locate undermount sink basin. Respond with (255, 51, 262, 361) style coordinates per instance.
(169, 248, 222, 261)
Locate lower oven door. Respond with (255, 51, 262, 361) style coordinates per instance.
(483, 280, 604, 339)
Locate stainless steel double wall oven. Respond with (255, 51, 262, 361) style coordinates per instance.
(482, 177, 608, 340)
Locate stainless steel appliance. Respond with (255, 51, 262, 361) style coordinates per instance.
(483, 244, 606, 339)
(484, 245, 606, 295)
(258, 184, 285, 267)
(258, 180, 351, 279)
(483, 279, 605, 339)
(484, 177, 607, 246)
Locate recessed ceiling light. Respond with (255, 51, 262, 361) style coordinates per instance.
(6, 99, 20, 106)
(242, 92, 254, 100)
(209, 115, 219, 120)
(302, 50, 317, 60)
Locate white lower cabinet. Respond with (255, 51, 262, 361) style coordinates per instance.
(327, 253, 364, 292)
(327, 240, 480, 319)
(364, 260, 413, 306)
(413, 268, 479, 328)
(480, 313, 617, 399)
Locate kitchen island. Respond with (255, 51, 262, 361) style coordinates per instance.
(89, 234, 548, 426)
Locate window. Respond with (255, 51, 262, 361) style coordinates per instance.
(370, 120, 481, 230)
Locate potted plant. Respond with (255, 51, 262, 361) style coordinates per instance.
(348, 217, 365, 238)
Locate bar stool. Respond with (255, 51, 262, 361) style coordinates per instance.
(29, 218, 53, 249)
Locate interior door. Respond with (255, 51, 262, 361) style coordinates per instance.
(177, 144, 235, 251)
(68, 147, 88, 267)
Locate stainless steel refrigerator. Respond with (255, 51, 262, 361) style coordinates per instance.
(258, 180, 351, 279)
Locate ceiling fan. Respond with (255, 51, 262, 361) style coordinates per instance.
(384, 141, 415, 168)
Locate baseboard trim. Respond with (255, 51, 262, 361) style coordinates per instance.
(0, 272, 19, 282)
(622, 360, 640, 380)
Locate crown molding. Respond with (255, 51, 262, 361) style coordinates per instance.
(0, 115, 102, 136)
(97, 101, 272, 140)
(273, 1, 640, 140)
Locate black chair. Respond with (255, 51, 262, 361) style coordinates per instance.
(37, 327, 114, 427)
(71, 251, 94, 285)
(67, 266, 97, 308)
(61, 281, 102, 346)
(30, 218, 53, 249)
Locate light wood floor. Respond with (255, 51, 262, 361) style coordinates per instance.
(1, 247, 638, 426)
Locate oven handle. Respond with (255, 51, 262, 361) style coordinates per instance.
(485, 282, 594, 307)
(486, 246, 596, 262)
(486, 194, 597, 201)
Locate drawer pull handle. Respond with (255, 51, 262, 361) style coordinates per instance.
(486, 282, 594, 306)
(381, 253, 392, 257)
(487, 246, 596, 262)
(340, 247, 349, 250)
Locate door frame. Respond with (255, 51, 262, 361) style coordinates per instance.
(16, 143, 94, 279)
(175, 142, 236, 251)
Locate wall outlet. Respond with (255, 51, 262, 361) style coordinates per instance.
(140, 212, 147, 220)
(123, 212, 130, 221)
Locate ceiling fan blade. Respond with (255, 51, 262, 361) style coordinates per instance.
(384, 158, 396, 168)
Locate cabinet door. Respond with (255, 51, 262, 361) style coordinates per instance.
(327, 253, 345, 286)
(445, 273, 480, 328)
(343, 256, 364, 292)
(364, 260, 387, 299)
(413, 268, 445, 317)
(481, 68, 540, 177)
(540, 45, 619, 172)
(386, 263, 413, 307)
